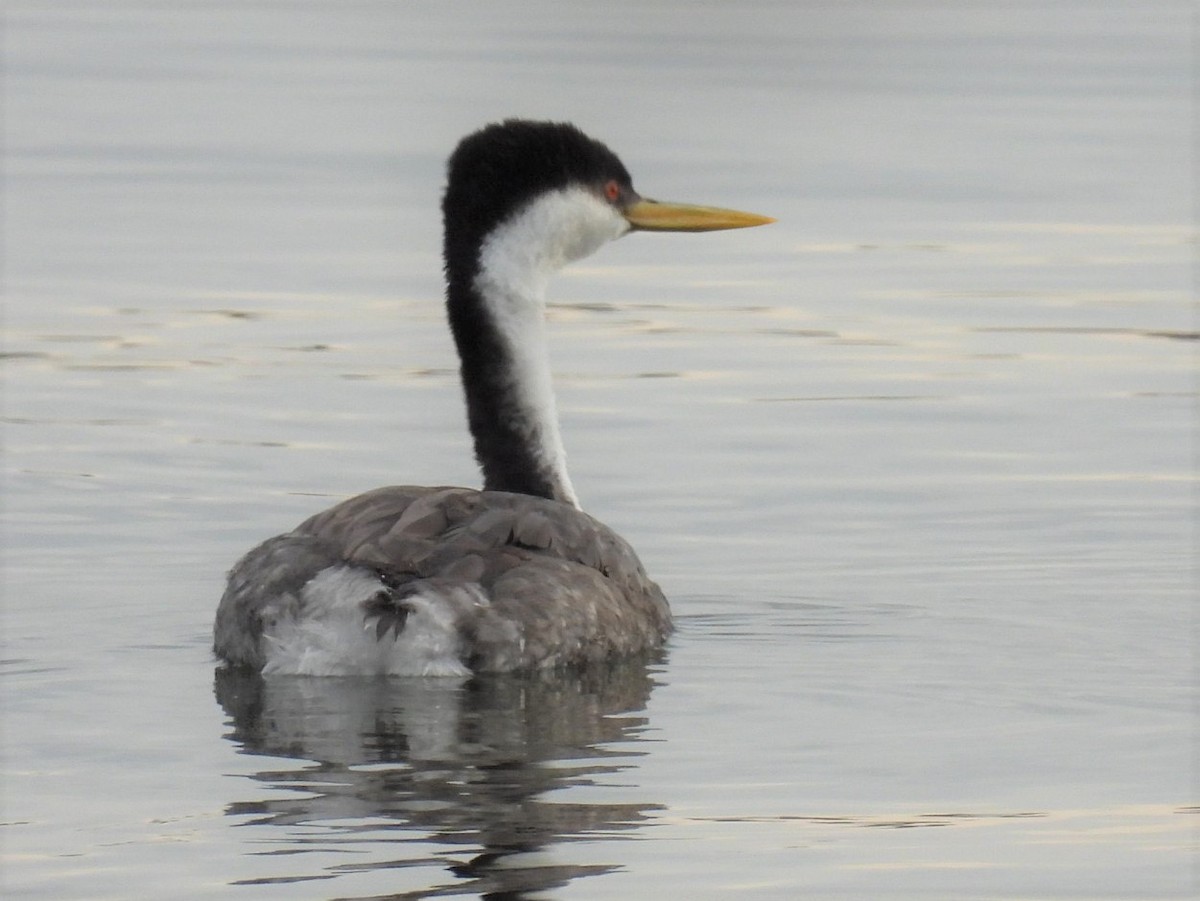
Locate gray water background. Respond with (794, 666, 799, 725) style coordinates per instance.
(2, 2, 1194, 898)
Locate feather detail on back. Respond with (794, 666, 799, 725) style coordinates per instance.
(214, 486, 671, 675)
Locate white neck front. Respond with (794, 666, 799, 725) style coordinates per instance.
(469, 187, 631, 509)
(472, 266, 577, 507)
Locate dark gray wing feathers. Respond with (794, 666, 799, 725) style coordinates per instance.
(217, 486, 670, 671)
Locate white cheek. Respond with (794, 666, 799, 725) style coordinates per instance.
(478, 186, 629, 285)
(556, 197, 631, 262)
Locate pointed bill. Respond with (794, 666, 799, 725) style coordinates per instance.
(623, 199, 775, 232)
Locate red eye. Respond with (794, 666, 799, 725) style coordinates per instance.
(604, 180, 620, 203)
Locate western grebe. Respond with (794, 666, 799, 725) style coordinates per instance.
(214, 119, 773, 676)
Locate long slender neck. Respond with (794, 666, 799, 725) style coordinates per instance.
(445, 246, 579, 508)
(442, 185, 631, 507)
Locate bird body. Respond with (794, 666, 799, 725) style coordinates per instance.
(214, 120, 772, 676)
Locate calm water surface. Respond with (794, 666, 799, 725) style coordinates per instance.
(3, 2, 1194, 898)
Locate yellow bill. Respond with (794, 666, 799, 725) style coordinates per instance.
(624, 198, 775, 232)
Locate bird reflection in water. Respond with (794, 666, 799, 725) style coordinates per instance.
(214, 655, 665, 898)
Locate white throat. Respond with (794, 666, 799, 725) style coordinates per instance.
(472, 187, 630, 509)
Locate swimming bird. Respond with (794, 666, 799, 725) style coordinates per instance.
(214, 119, 773, 676)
